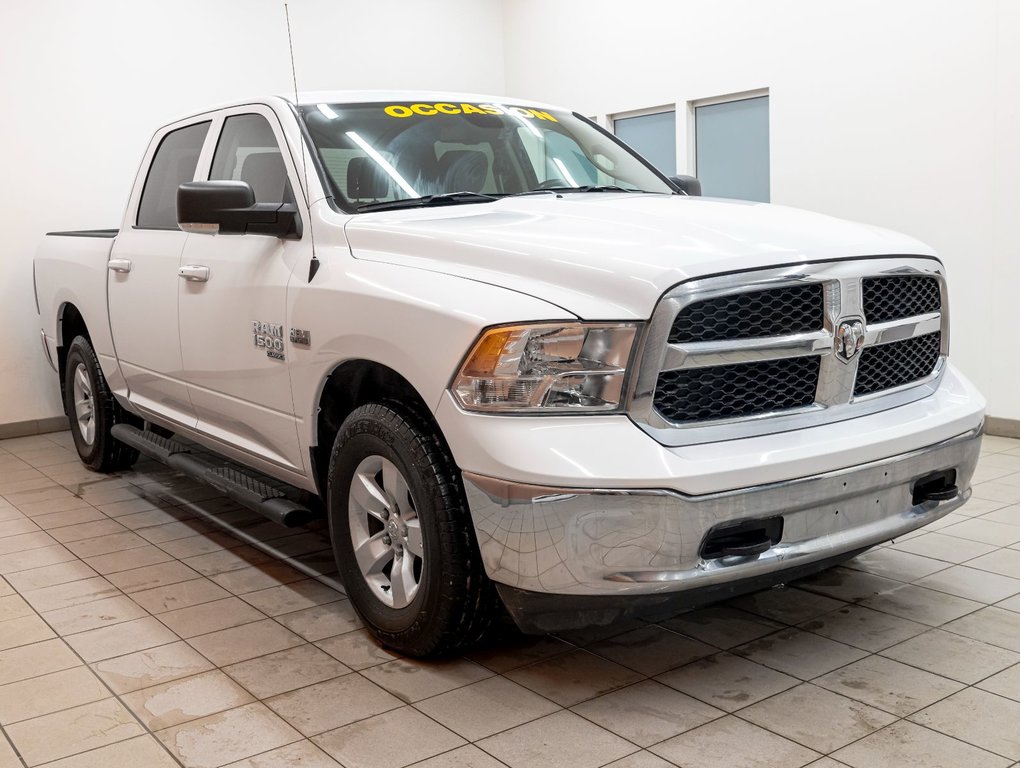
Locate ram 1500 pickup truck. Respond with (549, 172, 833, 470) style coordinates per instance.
(34, 91, 985, 656)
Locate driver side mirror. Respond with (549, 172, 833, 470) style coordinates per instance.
(669, 175, 702, 197)
(177, 181, 301, 239)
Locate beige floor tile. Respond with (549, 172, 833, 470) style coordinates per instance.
(798, 604, 928, 651)
(156, 530, 245, 559)
(969, 548, 1020, 579)
(188, 618, 304, 666)
(5, 698, 143, 766)
(66, 615, 180, 663)
(43, 594, 146, 635)
(881, 628, 1020, 684)
(136, 518, 217, 544)
(122, 669, 254, 730)
(983, 503, 1020, 526)
(37, 735, 179, 768)
(5, 560, 97, 591)
(588, 624, 715, 676)
(656, 651, 799, 712)
(977, 662, 1020, 701)
(0, 594, 32, 622)
(973, 482, 1020, 504)
(0, 666, 109, 724)
(915, 564, 1020, 603)
(889, 531, 999, 562)
(742, 682, 896, 753)
(83, 544, 175, 574)
(92, 640, 215, 695)
(649, 714, 820, 768)
(115, 505, 196, 529)
(848, 547, 951, 582)
(833, 720, 1010, 768)
(314, 705, 465, 768)
(576, 679, 724, 747)
(105, 560, 200, 593)
(95, 497, 169, 518)
(0, 518, 41, 539)
(410, 744, 509, 768)
(275, 600, 364, 641)
(47, 519, 126, 544)
(183, 545, 275, 576)
(363, 657, 495, 704)
(0, 638, 81, 685)
(663, 606, 786, 650)
(910, 687, 1020, 760)
(30, 507, 106, 530)
(0, 532, 57, 556)
(315, 628, 402, 670)
(795, 566, 904, 604)
(500, 649, 641, 707)
(732, 587, 846, 624)
(21, 575, 118, 612)
(417, 675, 560, 741)
(480, 709, 634, 768)
(733, 627, 867, 680)
(224, 643, 350, 699)
(222, 740, 341, 767)
(859, 582, 983, 625)
(64, 531, 148, 559)
(132, 577, 231, 614)
(944, 606, 1020, 652)
(815, 654, 964, 716)
(240, 579, 343, 616)
(0, 614, 54, 651)
(156, 702, 302, 768)
(266, 673, 402, 736)
(0, 735, 20, 768)
(157, 595, 264, 638)
(466, 633, 574, 674)
(209, 562, 306, 595)
(940, 518, 1020, 546)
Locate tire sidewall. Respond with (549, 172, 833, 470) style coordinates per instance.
(63, 339, 102, 468)
(328, 413, 444, 636)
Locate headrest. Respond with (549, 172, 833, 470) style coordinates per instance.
(239, 152, 289, 203)
(347, 156, 390, 200)
(438, 150, 489, 193)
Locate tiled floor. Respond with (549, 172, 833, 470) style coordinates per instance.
(1, 430, 1019, 768)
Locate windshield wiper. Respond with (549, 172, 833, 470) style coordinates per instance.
(513, 184, 642, 196)
(357, 191, 498, 212)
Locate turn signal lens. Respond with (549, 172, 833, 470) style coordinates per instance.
(452, 323, 638, 412)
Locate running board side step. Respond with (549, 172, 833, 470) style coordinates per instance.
(111, 424, 314, 527)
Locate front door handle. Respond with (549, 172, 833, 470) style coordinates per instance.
(178, 265, 210, 282)
(108, 258, 132, 273)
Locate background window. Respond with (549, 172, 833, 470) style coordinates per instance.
(613, 110, 677, 175)
(136, 121, 210, 229)
(210, 114, 294, 204)
(695, 95, 770, 201)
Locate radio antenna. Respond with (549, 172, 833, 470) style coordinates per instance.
(284, 2, 320, 282)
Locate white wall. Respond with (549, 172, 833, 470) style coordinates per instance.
(0, 0, 505, 426)
(504, 0, 1020, 421)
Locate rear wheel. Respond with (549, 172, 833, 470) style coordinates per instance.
(327, 402, 499, 657)
(63, 335, 140, 472)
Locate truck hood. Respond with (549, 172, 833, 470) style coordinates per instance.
(344, 194, 936, 319)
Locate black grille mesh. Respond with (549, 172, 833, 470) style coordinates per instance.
(654, 357, 820, 423)
(854, 332, 941, 396)
(862, 275, 941, 323)
(669, 284, 823, 343)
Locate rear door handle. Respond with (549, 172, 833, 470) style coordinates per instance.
(178, 265, 210, 282)
(108, 258, 132, 273)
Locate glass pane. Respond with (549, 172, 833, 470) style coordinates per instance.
(613, 111, 677, 175)
(136, 121, 210, 229)
(210, 114, 294, 204)
(695, 96, 770, 202)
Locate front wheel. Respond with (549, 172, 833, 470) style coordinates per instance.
(63, 335, 140, 472)
(327, 402, 499, 657)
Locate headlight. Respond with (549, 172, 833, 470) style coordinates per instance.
(452, 322, 638, 413)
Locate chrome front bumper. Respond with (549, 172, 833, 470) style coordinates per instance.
(463, 425, 981, 606)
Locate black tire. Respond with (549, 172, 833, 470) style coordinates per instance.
(327, 402, 499, 657)
(63, 335, 140, 472)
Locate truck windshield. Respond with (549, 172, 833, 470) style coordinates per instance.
(298, 101, 675, 211)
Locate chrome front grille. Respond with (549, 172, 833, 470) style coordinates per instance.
(630, 258, 948, 447)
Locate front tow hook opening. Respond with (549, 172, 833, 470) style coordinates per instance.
(912, 469, 958, 505)
(700, 516, 784, 560)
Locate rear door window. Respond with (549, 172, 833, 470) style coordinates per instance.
(136, 121, 210, 229)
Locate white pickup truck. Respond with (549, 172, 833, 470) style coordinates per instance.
(34, 91, 985, 656)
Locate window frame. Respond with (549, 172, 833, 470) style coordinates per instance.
(609, 104, 680, 177)
(685, 87, 770, 192)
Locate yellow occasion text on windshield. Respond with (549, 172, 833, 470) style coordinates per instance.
(384, 103, 558, 121)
